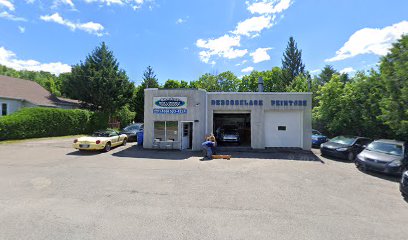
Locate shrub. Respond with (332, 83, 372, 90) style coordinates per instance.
(0, 107, 108, 140)
(116, 105, 136, 128)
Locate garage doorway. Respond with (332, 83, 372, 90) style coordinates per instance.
(213, 113, 251, 147)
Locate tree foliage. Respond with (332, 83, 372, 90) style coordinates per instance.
(379, 35, 408, 139)
(281, 36, 305, 85)
(63, 42, 134, 114)
(193, 71, 240, 92)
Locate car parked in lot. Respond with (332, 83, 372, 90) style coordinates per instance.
(73, 129, 127, 152)
(120, 123, 144, 142)
(312, 129, 328, 147)
(355, 139, 407, 176)
(320, 136, 372, 161)
(400, 170, 408, 198)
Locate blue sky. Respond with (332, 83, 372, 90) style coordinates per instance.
(0, 0, 407, 85)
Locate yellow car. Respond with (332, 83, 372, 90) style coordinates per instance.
(73, 129, 128, 152)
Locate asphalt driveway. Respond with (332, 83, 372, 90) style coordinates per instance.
(0, 138, 407, 240)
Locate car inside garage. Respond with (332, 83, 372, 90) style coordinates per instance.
(213, 113, 251, 146)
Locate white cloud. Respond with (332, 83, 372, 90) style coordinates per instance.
(233, 15, 274, 37)
(241, 66, 254, 73)
(339, 67, 355, 74)
(326, 21, 408, 62)
(18, 26, 25, 33)
(247, 0, 292, 15)
(196, 34, 247, 63)
(40, 13, 105, 36)
(250, 47, 272, 63)
(0, 11, 27, 21)
(84, 0, 149, 10)
(0, 46, 71, 75)
(310, 69, 321, 74)
(176, 17, 188, 24)
(53, 0, 75, 8)
(235, 59, 248, 66)
(0, 0, 14, 11)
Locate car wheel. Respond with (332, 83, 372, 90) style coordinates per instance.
(347, 152, 355, 161)
(104, 142, 111, 152)
(122, 138, 127, 146)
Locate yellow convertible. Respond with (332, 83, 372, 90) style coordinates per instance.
(73, 129, 128, 152)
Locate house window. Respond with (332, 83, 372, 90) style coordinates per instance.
(154, 121, 178, 141)
(1, 103, 7, 116)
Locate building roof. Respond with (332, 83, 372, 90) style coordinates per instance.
(0, 75, 79, 107)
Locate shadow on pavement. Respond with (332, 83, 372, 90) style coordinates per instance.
(357, 168, 401, 183)
(67, 150, 103, 156)
(112, 145, 324, 163)
(112, 145, 201, 160)
(218, 150, 324, 163)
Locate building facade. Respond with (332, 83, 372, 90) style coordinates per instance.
(143, 88, 312, 151)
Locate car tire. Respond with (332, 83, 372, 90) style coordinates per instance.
(104, 142, 111, 152)
(122, 138, 127, 146)
(347, 152, 355, 162)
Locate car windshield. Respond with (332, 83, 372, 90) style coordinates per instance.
(91, 131, 110, 137)
(330, 136, 355, 145)
(124, 125, 139, 131)
(312, 130, 321, 135)
(366, 142, 403, 156)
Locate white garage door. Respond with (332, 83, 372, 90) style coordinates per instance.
(264, 111, 302, 148)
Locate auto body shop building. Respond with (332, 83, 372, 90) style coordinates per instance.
(143, 88, 312, 151)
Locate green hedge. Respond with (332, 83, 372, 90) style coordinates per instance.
(0, 107, 108, 140)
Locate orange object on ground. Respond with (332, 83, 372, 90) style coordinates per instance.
(212, 155, 231, 160)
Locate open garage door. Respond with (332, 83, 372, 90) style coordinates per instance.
(264, 111, 302, 148)
(213, 113, 251, 147)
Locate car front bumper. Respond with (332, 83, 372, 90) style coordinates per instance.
(320, 147, 348, 159)
(355, 157, 402, 175)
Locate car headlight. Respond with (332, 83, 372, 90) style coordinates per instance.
(388, 160, 402, 167)
(403, 171, 408, 177)
(336, 148, 348, 151)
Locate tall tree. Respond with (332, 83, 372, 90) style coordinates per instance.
(379, 35, 408, 139)
(134, 66, 160, 122)
(194, 71, 240, 92)
(64, 42, 134, 114)
(163, 79, 182, 89)
(281, 36, 306, 86)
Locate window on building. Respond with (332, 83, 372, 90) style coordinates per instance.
(154, 121, 178, 141)
(1, 103, 7, 116)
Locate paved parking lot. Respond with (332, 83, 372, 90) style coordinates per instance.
(0, 138, 407, 240)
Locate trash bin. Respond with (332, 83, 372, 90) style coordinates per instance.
(136, 131, 144, 146)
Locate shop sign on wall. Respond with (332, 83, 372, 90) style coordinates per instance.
(153, 97, 188, 114)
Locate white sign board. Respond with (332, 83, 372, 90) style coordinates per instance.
(153, 97, 187, 109)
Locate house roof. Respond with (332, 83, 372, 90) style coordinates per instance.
(0, 75, 79, 107)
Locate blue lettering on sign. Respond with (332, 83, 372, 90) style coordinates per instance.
(153, 109, 187, 114)
(271, 100, 307, 107)
(211, 100, 215, 105)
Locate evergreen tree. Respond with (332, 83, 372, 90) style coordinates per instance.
(317, 65, 337, 85)
(64, 42, 134, 114)
(134, 66, 160, 122)
(281, 36, 306, 86)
